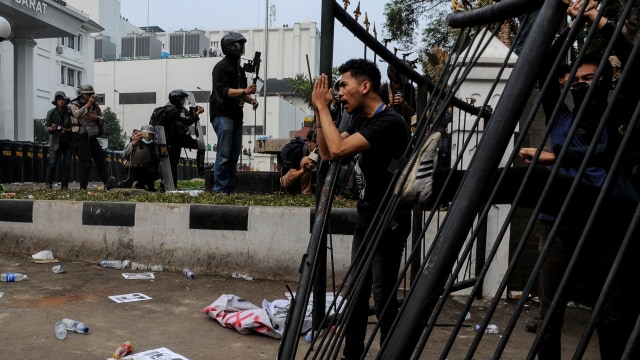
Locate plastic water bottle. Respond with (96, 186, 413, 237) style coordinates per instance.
(1, 273, 27, 282)
(98, 260, 122, 269)
(62, 318, 89, 333)
(54, 321, 68, 340)
(304, 331, 313, 342)
(113, 341, 133, 359)
(183, 268, 195, 279)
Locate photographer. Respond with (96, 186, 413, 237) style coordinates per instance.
(117, 125, 160, 191)
(163, 90, 205, 189)
(280, 130, 318, 195)
(44, 91, 73, 189)
(70, 84, 117, 191)
(380, 64, 416, 127)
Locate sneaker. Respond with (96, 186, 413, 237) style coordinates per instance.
(415, 132, 441, 204)
(399, 131, 441, 204)
(105, 176, 117, 190)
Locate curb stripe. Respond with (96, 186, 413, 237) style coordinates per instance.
(190, 204, 249, 230)
(82, 202, 136, 226)
(0, 200, 33, 222)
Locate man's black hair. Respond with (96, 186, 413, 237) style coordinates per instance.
(306, 129, 316, 142)
(338, 59, 381, 95)
(556, 63, 571, 79)
(572, 54, 613, 88)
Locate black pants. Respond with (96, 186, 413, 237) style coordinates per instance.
(73, 134, 110, 189)
(168, 134, 203, 188)
(342, 209, 411, 360)
(117, 166, 159, 191)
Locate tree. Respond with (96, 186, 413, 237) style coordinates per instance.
(33, 119, 48, 143)
(102, 107, 125, 150)
(286, 67, 341, 111)
(286, 74, 314, 110)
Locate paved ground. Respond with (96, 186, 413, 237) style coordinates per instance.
(0, 251, 603, 359)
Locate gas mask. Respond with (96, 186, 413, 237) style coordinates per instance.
(570, 80, 609, 112)
(570, 80, 609, 142)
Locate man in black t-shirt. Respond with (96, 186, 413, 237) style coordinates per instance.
(210, 32, 259, 194)
(312, 58, 411, 360)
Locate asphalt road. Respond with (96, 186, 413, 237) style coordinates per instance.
(0, 251, 601, 359)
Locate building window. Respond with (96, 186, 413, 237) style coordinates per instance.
(67, 68, 75, 87)
(77, 71, 82, 87)
(77, 35, 82, 52)
(67, 36, 75, 49)
(60, 66, 66, 84)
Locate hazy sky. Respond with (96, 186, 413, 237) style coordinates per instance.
(119, 0, 394, 74)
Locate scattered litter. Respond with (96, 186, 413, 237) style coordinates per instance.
(202, 294, 281, 338)
(122, 273, 155, 280)
(104, 347, 188, 360)
(148, 264, 163, 272)
(167, 190, 203, 197)
(32, 250, 54, 260)
(52, 265, 64, 274)
(130, 262, 148, 271)
(465, 311, 472, 320)
(9, 262, 20, 267)
(109, 293, 152, 303)
(202, 292, 345, 339)
(232, 271, 253, 281)
(121, 260, 130, 269)
(508, 291, 523, 300)
(98, 260, 122, 269)
(0, 292, 4, 298)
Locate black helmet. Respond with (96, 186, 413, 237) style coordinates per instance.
(168, 89, 189, 108)
(221, 32, 246, 58)
(78, 84, 95, 95)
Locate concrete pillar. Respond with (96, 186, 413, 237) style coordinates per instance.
(450, 36, 517, 298)
(12, 36, 36, 141)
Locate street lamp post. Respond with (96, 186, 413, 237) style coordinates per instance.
(114, 90, 125, 138)
(196, 86, 210, 164)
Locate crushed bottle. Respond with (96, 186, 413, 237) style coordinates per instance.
(113, 341, 133, 359)
(183, 268, 195, 279)
(54, 321, 67, 340)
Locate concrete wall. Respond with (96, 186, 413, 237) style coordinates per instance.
(0, 200, 355, 283)
(0, 198, 516, 298)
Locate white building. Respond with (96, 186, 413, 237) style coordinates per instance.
(0, 0, 319, 170)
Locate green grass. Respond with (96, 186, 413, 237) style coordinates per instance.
(0, 180, 357, 208)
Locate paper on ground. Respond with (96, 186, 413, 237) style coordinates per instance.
(122, 272, 155, 280)
(106, 347, 188, 360)
(108, 293, 152, 303)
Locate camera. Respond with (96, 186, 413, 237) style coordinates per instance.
(57, 125, 63, 133)
(393, 90, 403, 98)
(308, 148, 320, 164)
(95, 95, 104, 102)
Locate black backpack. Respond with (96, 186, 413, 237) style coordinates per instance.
(279, 136, 306, 175)
(149, 105, 174, 127)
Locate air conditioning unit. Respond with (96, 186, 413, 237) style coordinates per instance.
(56, 45, 64, 54)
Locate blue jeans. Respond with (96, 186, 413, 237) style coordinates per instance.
(45, 143, 72, 188)
(213, 115, 243, 193)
